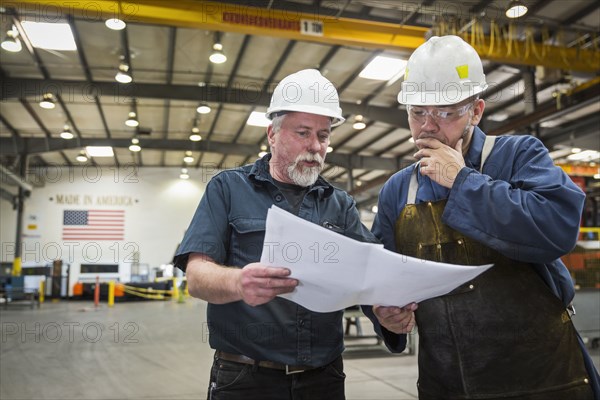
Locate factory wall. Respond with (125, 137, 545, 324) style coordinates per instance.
(0, 166, 216, 291)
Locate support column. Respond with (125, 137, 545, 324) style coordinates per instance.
(521, 66, 539, 137)
(12, 155, 28, 276)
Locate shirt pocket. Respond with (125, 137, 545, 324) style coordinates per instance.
(228, 218, 266, 266)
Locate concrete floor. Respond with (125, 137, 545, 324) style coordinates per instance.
(1, 299, 598, 400)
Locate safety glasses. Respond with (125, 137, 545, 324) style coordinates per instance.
(407, 102, 474, 124)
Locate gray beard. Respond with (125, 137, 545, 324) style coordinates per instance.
(287, 164, 320, 187)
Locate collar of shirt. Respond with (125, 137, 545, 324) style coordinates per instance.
(464, 126, 487, 171)
(248, 154, 334, 199)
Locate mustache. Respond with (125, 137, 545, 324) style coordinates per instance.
(295, 152, 324, 166)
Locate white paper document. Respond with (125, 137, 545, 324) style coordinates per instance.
(260, 206, 493, 313)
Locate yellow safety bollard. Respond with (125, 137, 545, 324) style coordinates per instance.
(172, 277, 179, 301)
(38, 280, 45, 303)
(11, 257, 22, 276)
(108, 281, 115, 307)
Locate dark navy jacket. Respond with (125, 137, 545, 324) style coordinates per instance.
(174, 154, 377, 367)
(370, 128, 599, 397)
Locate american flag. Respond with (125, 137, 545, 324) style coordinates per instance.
(63, 210, 125, 241)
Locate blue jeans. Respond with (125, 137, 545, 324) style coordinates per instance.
(207, 355, 345, 400)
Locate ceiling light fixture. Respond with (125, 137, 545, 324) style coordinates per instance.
(352, 115, 366, 130)
(39, 93, 56, 109)
(129, 137, 141, 152)
(76, 151, 88, 163)
(209, 43, 227, 64)
(246, 111, 271, 127)
(125, 111, 139, 127)
(21, 21, 76, 51)
(326, 146, 333, 153)
(115, 62, 132, 83)
(196, 103, 211, 114)
(505, 0, 528, 18)
(179, 169, 190, 180)
(258, 144, 268, 158)
(359, 56, 407, 80)
(105, 18, 126, 30)
(189, 126, 202, 142)
(60, 124, 74, 139)
(1, 29, 22, 52)
(567, 150, 599, 162)
(85, 146, 114, 157)
(183, 151, 194, 163)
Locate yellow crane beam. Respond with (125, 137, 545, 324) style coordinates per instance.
(7, 0, 600, 72)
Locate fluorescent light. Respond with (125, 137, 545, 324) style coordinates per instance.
(539, 120, 562, 128)
(85, 146, 114, 157)
(567, 150, 599, 162)
(21, 21, 76, 51)
(359, 56, 407, 81)
(487, 113, 509, 122)
(247, 111, 271, 127)
(105, 18, 126, 30)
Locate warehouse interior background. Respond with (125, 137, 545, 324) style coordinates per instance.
(0, 1, 599, 399)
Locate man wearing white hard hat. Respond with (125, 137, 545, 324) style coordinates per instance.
(367, 35, 599, 399)
(174, 69, 415, 400)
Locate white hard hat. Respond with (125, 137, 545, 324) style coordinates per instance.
(398, 35, 488, 106)
(266, 69, 345, 127)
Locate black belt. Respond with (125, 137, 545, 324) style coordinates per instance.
(215, 351, 316, 375)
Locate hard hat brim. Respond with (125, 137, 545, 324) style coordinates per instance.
(265, 105, 345, 127)
(398, 84, 487, 106)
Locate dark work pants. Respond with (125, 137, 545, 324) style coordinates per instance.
(207, 356, 345, 400)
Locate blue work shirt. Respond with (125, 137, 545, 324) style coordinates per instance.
(370, 127, 599, 396)
(373, 128, 584, 301)
(174, 154, 377, 367)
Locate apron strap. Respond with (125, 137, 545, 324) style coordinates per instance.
(480, 135, 496, 172)
(406, 162, 419, 205)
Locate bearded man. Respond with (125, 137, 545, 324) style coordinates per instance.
(173, 69, 416, 400)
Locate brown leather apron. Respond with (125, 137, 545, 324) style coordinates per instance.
(393, 137, 592, 399)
